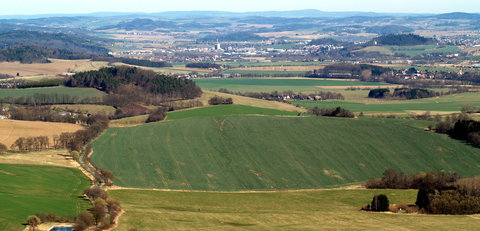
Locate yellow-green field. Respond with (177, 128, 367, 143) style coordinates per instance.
(110, 189, 480, 231)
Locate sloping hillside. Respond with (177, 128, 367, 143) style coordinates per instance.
(91, 116, 480, 191)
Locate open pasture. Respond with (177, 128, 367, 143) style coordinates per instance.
(194, 78, 388, 93)
(0, 164, 90, 231)
(110, 188, 480, 231)
(92, 116, 480, 191)
(0, 119, 82, 148)
(167, 105, 298, 121)
(293, 92, 480, 114)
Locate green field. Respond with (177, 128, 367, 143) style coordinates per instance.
(91, 116, 480, 191)
(110, 189, 480, 230)
(0, 87, 105, 99)
(386, 45, 460, 57)
(218, 61, 327, 68)
(167, 105, 299, 120)
(0, 164, 90, 231)
(194, 78, 387, 93)
(222, 70, 308, 76)
(293, 92, 480, 114)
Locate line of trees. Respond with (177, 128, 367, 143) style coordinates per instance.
(435, 114, 480, 147)
(92, 56, 173, 68)
(208, 96, 233, 105)
(218, 88, 345, 101)
(186, 63, 222, 69)
(309, 106, 355, 118)
(10, 136, 49, 152)
(0, 94, 102, 106)
(365, 169, 480, 214)
(54, 115, 109, 152)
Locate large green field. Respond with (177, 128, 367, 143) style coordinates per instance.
(91, 116, 480, 191)
(110, 189, 480, 230)
(0, 87, 105, 99)
(194, 78, 387, 93)
(386, 45, 460, 57)
(0, 164, 90, 231)
(293, 92, 480, 114)
(167, 105, 299, 120)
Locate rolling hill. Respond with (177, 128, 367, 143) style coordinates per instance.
(91, 116, 480, 191)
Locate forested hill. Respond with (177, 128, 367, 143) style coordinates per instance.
(368, 34, 436, 46)
(0, 45, 102, 64)
(0, 30, 109, 55)
(65, 66, 202, 99)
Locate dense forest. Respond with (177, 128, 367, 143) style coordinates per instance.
(65, 66, 202, 105)
(368, 34, 436, 46)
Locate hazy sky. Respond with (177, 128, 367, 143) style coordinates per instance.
(2, 0, 479, 15)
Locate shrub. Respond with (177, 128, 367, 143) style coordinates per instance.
(85, 186, 107, 200)
(0, 142, 7, 154)
(74, 212, 95, 231)
(428, 191, 480, 215)
(310, 106, 355, 118)
(146, 107, 168, 123)
(371, 194, 389, 212)
(416, 188, 435, 210)
(368, 88, 390, 98)
(208, 96, 233, 105)
(26, 215, 41, 230)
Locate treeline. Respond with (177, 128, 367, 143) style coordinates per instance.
(10, 136, 49, 152)
(55, 115, 109, 152)
(92, 56, 172, 68)
(16, 79, 64, 89)
(186, 62, 222, 69)
(307, 63, 391, 81)
(368, 88, 441, 100)
(309, 106, 355, 118)
(208, 96, 233, 105)
(365, 169, 480, 215)
(0, 94, 102, 105)
(436, 116, 480, 147)
(218, 88, 345, 101)
(65, 66, 202, 103)
(8, 106, 90, 124)
(368, 34, 435, 46)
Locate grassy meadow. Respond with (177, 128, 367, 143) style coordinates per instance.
(110, 189, 480, 231)
(0, 164, 90, 231)
(194, 78, 388, 93)
(91, 116, 480, 191)
(167, 105, 299, 120)
(293, 92, 480, 114)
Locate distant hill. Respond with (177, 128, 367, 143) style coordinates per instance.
(365, 25, 414, 35)
(0, 45, 102, 63)
(0, 30, 109, 63)
(0, 30, 109, 55)
(368, 34, 436, 46)
(198, 32, 266, 42)
(434, 12, 480, 20)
